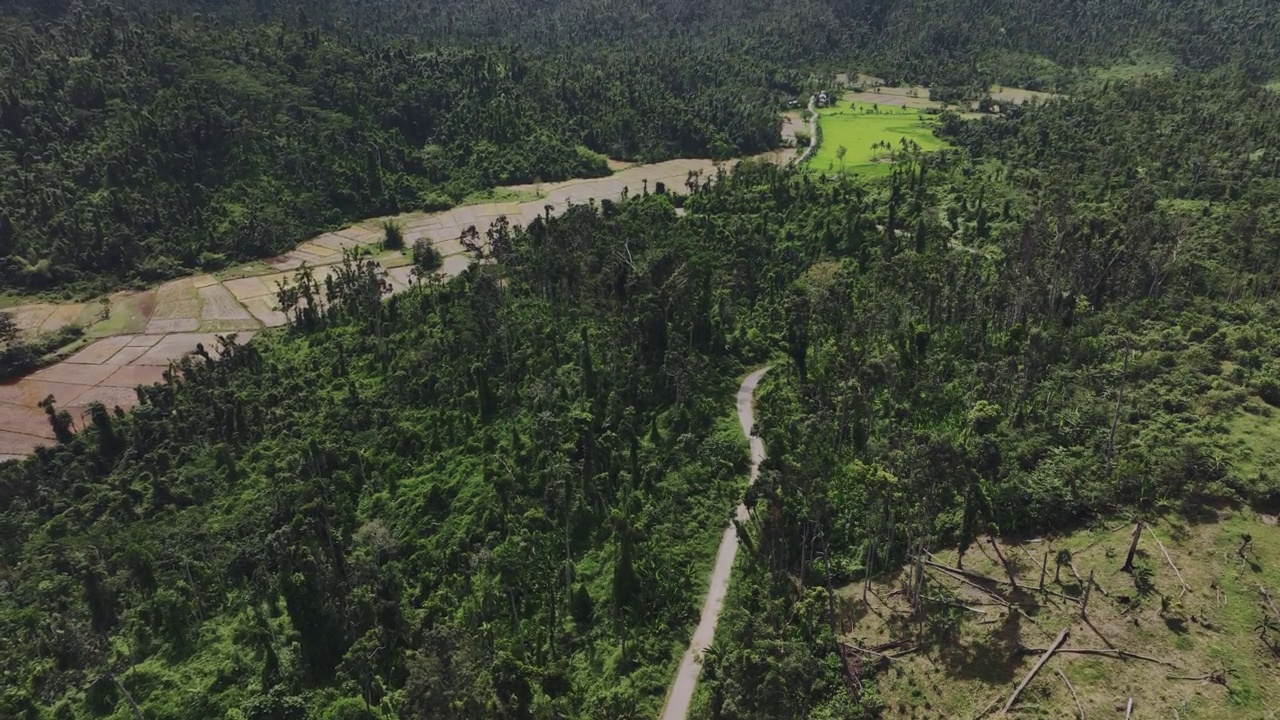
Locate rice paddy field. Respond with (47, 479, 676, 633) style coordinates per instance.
(807, 100, 948, 177)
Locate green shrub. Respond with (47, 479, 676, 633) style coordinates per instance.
(420, 192, 454, 212)
(381, 220, 405, 250)
(412, 239, 443, 274)
(1258, 375, 1280, 407)
(320, 697, 382, 720)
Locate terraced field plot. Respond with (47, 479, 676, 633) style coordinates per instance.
(807, 100, 948, 176)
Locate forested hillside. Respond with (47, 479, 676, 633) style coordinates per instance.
(0, 4, 789, 294)
(4, 67, 1280, 716)
(0, 190, 783, 719)
(703, 72, 1280, 717)
(69, 0, 1280, 81)
(5, 0, 1280, 716)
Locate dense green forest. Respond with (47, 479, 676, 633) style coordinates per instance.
(0, 4, 790, 294)
(701, 72, 1280, 717)
(5, 0, 1280, 716)
(4, 67, 1280, 717)
(0, 190, 784, 718)
(46, 0, 1280, 83)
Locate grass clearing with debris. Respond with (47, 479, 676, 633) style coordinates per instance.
(841, 510, 1280, 719)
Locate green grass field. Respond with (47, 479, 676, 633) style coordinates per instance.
(1094, 57, 1175, 82)
(807, 100, 947, 177)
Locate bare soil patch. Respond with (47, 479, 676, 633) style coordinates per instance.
(224, 276, 277, 302)
(989, 85, 1057, 105)
(242, 297, 287, 328)
(198, 284, 256, 323)
(134, 333, 229, 366)
(65, 335, 134, 365)
(0, 428, 49, 456)
(0, 404, 60, 439)
(100, 365, 167, 388)
(8, 303, 57, 335)
(65, 385, 140, 412)
(27, 363, 117, 387)
(39, 304, 88, 334)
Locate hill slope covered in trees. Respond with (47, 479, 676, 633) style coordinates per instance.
(63, 0, 1280, 81)
(3, 0, 1280, 718)
(0, 4, 791, 294)
(3, 68, 1280, 716)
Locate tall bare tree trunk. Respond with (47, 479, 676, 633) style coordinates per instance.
(1107, 339, 1132, 466)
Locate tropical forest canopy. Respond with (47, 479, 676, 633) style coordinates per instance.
(72, 0, 1280, 81)
(3, 0, 1280, 719)
(0, 4, 790, 294)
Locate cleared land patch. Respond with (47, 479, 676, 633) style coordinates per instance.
(807, 100, 947, 176)
(1094, 52, 1176, 82)
(841, 511, 1280, 719)
(849, 75, 1061, 112)
(844, 89, 939, 111)
(988, 85, 1057, 106)
(1222, 402, 1280, 481)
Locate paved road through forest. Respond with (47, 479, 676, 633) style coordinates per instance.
(659, 367, 769, 720)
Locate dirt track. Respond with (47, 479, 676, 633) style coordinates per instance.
(659, 367, 768, 720)
(0, 155, 787, 461)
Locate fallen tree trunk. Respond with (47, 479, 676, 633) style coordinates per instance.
(1260, 585, 1280, 628)
(924, 557, 1080, 604)
(1147, 525, 1189, 598)
(925, 563, 1010, 607)
(990, 537, 1019, 590)
(1018, 645, 1177, 668)
(1002, 627, 1069, 714)
(1056, 667, 1085, 720)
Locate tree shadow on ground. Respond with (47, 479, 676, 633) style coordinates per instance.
(934, 609, 1025, 684)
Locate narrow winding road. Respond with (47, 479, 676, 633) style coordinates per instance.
(660, 367, 769, 720)
(793, 95, 820, 167)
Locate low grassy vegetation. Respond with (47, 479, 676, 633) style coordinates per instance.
(459, 187, 546, 206)
(1222, 405, 1280, 484)
(1092, 51, 1177, 82)
(807, 100, 948, 176)
(845, 511, 1280, 719)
